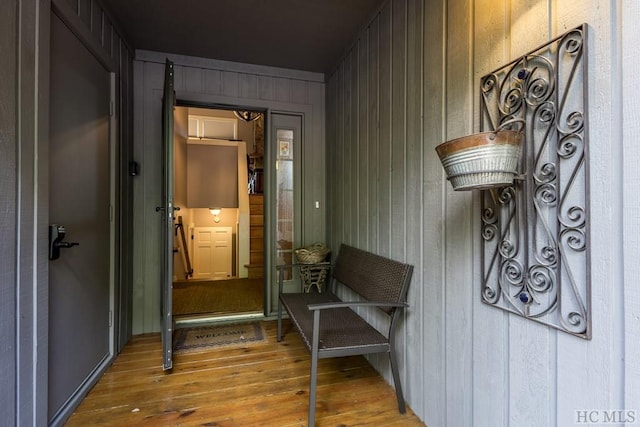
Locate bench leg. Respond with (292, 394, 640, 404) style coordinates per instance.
(389, 349, 406, 414)
(308, 310, 321, 426)
(277, 297, 283, 342)
(277, 266, 284, 342)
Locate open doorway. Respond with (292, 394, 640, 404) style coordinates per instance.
(171, 105, 265, 322)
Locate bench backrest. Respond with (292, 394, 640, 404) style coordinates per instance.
(332, 244, 413, 315)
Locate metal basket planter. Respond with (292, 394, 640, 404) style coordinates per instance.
(436, 124, 523, 191)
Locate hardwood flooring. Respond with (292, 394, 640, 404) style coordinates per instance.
(66, 320, 425, 426)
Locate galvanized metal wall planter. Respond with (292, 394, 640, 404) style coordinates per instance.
(438, 24, 591, 339)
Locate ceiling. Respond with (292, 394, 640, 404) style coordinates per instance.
(102, 0, 386, 76)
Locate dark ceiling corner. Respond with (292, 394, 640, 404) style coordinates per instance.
(100, 0, 387, 76)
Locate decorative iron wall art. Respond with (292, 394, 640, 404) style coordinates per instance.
(479, 24, 590, 339)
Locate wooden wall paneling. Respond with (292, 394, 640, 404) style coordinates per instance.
(305, 81, 326, 243)
(505, 2, 555, 426)
(348, 46, 358, 247)
(340, 53, 350, 245)
(290, 79, 308, 105)
(79, 0, 91, 29)
(332, 65, 344, 249)
(118, 42, 134, 350)
(444, 0, 474, 425)
(204, 69, 223, 95)
(358, 35, 370, 250)
(390, 0, 407, 260)
(63, 0, 76, 13)
(258, 75, 275, 100)
(328, 66, 338, 247)
(419, 0, 446, 424)
(1, 1, 50, 423)
(1, 1, 19, 423)
(340, 51, 351, 245)
(52, 0, 117, 72)
(91, 0, 102, 40)
(184, 66, 204, 94)
(144, 91, 164, 332)
(471, 1, 509, 426)
(325, 76, 337, 252)
(141, 61, 164, 332)
(337, 60, 347, 244)
(342, 48, 353, 246)
(111, 31, 121, 62)
(622, 0, 640, 413)
(274, 77, 290, 103)
(325, 0, 635, 425)
(131, 60, 146, 332)
(554, 2, 618, 425)
(222, 71, 239, 97)
(172, 65, 185, 92)
(403, 0, 424, 416)
(367, 15, 380, 254)
(236, 73, 256, 99)
(382, 0, 408, 382)
(102, 15, 112, 55)
(377, 2, 392, 256)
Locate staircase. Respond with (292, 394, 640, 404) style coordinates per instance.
(245, 194, 264, 279)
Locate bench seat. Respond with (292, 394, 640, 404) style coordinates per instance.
(279, 291, 389, 356)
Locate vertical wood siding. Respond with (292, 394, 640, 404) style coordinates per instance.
(1, 2, 44, 424)
(326, 0, 639, 425)
(132, 52, 326, 334)
(622, 1, 640, 414)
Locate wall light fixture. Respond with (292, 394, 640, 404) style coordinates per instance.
(209, 208, 221, 223)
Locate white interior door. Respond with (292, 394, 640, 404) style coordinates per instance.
(193, 227, 233, 279)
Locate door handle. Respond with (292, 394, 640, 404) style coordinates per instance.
(49, 225, 80, 260)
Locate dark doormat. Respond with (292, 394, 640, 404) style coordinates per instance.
(173, 322, 267, 354)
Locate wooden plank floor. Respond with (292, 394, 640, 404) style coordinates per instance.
(66, 320, 425, 426)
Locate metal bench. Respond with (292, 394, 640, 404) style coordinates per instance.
(276, 244, 414, 426)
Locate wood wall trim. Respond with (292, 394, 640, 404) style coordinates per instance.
(136, 49, 326, 83)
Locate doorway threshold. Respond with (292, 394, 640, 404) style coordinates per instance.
(175, 311, 265, 328)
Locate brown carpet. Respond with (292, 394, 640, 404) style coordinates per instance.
(172, 278, 263, 316)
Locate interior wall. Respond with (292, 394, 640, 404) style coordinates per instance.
(172, 107, 256, 280)
(326, 0, 639, 426)
(132, 50, 326, 333)
(1, 1, 50, 424)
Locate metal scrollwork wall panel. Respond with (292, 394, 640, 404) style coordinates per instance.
(480, 24, 590, 339)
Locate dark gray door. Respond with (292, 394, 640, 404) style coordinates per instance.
(160, 59, 175, 371)
(48, 13, 113, 424)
